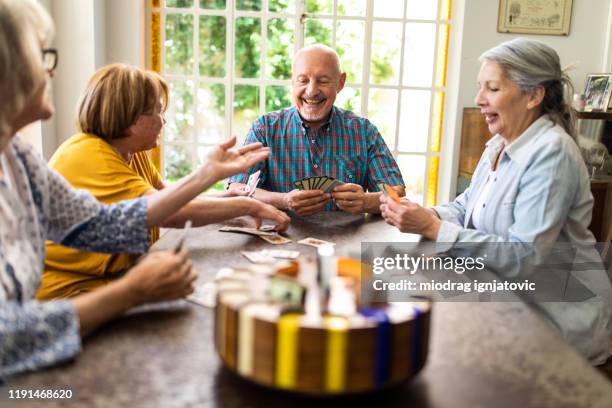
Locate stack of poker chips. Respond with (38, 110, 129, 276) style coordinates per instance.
(213, 258, 432, 395)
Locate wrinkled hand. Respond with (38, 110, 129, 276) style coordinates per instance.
(124, 250, 197, 305)
(283, 189, 331, 216)
(202, 136, 270, 181)
(380, 195, 441, 240)
(331, 183, 365, 214)
(247, 198, 291, 231)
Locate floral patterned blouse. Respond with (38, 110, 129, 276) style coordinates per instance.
(0, 136, 149, 380)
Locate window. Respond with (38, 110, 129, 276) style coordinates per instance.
(148, 0, 451, 205)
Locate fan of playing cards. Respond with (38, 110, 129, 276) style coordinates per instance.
(244, 170, 261, 197)
(294, 176, 344, 193)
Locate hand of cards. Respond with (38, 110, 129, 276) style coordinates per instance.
(294, 176, 344, 193)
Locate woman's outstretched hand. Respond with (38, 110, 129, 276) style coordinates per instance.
(202, 136, 270, 181)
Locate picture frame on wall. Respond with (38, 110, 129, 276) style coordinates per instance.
(583, 74, 612, 112)
(497, 0, 573, 36)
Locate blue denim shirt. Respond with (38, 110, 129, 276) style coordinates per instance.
(434, 115, 612, 364)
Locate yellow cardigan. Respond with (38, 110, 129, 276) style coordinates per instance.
(37, 133, 160, 300)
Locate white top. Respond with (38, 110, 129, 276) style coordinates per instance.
(0, 153, 15, 191)
(471, 169, 497, 231)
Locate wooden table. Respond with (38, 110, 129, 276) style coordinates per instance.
(3, 213, 612, 408)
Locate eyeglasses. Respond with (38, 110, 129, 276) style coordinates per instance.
(42, 48, 58, 72)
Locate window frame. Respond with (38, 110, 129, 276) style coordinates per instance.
(147, 0, 453, 205)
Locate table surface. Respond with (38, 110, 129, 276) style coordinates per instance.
(3, 212, 612, 408)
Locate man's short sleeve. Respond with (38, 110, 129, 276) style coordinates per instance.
(365, 121, 404, 192)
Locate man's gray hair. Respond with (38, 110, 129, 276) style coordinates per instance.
(479, 37, 576, 138)
(0, 0, 54, 148)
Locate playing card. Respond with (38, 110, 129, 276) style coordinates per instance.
(259, 224, 277, 232)
(319, 177, 337, 193)
(241, 251, 276, 264)
(317, 177, 329, 190)
(298, 237, 336, 248)
(325, 179, 344, 193)
(245, 170, 261, 197)
(384, 184, 401, 203)
(307, 176, 317, 190)
(295, 176, 345, 191)
(310, 177, 319, 190)
(219, 226, 276, 236)
(259, 234, 292, 245)
(186, 282, 217, 308)
(267, 249, 300, 259)
(314, 176, 325, 190)
(317, 177, 331, 192)
(309, 177, 318, 190)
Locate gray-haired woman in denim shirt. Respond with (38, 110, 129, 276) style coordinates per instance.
(380, 38, 612, 365)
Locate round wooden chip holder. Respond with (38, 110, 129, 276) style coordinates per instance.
(214, 260, 432, 395)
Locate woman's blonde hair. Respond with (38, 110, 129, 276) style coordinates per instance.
(76, 63, 169, 141)
(0, 0, 54, 148)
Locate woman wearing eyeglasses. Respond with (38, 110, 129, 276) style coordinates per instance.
(36, 63, 290, 300)
(0, 0, 271, 379)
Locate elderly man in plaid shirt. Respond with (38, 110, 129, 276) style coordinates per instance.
(228, 45, 405, 216)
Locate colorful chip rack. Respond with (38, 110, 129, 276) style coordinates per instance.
(214, 268, 432, 395)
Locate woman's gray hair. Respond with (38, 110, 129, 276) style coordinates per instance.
(0, 0, 54, 149)
(479, 37, 576, 139)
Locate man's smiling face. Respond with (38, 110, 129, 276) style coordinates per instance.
(291, 47, 346, 128)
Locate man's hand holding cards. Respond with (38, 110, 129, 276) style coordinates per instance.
(286, 175, 342, 216)
(283, 189, 331, 216)
(330, 183, 365, 214)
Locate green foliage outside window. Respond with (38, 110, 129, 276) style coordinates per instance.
(164, 0, 394, 180)
(200, 0, 226, 9)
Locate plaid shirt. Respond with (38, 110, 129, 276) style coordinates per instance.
(228, 106, 404, 196)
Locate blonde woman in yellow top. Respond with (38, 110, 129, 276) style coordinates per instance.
(38, 64, 290, 299)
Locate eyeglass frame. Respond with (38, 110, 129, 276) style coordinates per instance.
(42, 48, 58, 72)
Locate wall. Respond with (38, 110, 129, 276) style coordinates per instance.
(49, 0, 97, 154)
(19, 122, 43, 154)
(35, 0, 144, 159)
(458, 0, 611, 108)
(104, 0, 145, 67)
(35, 0, 612, 204)
(440, 0, 612, 201)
